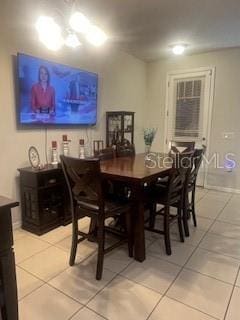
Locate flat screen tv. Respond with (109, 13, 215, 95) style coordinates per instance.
(17, 53, 98, 126)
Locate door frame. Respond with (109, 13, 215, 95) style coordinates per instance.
(164, 66, 216, 187)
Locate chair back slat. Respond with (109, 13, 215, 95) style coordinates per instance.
(116, 144, 135, 158)
(60, 156, 103, 211)
(170, 141, 195, 154)
(167, 152, 194, 203)
(188, 147, 205, 186)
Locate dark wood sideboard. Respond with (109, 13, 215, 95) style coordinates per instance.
(0, 196, 19, 320)
(18, 166, 71, 235)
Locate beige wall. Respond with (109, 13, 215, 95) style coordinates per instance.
(3, 33, 240, 226)
(0, 37, 146, 224)
(146, 48, 240, 191)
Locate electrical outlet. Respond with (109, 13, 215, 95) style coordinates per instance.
(222, 132, 234, 139)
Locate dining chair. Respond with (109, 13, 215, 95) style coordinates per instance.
(116, 144, 135, 157)
(184, 146, 206, 230)
(94, 147, 115, 160)
(60, 155, 133, 280)
(157, 141, 195, 186)
(93, 147, 115, 201)
(170, 141, 195, 154)
(146, 152, 193, 255)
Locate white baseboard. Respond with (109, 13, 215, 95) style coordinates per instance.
(204, 184, 240, 194)
(13, 221, 21, 230)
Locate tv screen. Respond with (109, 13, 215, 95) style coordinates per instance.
(17, 53, 98, 126)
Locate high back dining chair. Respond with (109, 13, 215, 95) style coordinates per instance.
(158, 141, 195, 186)
(147, 152, 194, 255)
(184, 146, 206, 229)
(116, 144, 135, 157)
(60, 155, 133, 280)
(170, 141, 195, 154)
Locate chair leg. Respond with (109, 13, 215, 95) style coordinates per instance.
(192, 188, 197, 227)
(69, 218, 78, 266)
(186, 192, 191, 220)
(177, 205, 184, 243)
(96, 217, 105, 281)
(125, 212, 133, 258)
(164, 206, 171, 255)
(149, 202, 156, 229)
(182, 193, 190, 237)
(88, 218, 97, 242)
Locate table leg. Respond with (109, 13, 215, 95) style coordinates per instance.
(132, 186, 146, 262)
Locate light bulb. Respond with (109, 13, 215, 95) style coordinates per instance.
(69, 12, 91, 34)
(36, 16, 64, 51)
(86, 25, 107, 47)
(172, 45, 185, 55)
(65, 34, 81, 48)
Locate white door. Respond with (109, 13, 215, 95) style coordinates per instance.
(165, 68, 215, 186)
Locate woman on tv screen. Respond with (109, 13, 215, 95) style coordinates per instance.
(31, 65, 55, 114)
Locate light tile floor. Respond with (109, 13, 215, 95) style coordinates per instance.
(14, 188, 240, 320)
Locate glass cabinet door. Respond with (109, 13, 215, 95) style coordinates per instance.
(123, 114, 133, 143)
(106, 112, 134, 147)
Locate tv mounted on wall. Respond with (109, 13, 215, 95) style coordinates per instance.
(17, 53, 98, 126)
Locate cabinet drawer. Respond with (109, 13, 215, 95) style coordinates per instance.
(37, 171, 64, 188)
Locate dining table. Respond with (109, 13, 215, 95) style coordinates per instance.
(100, 153, 171, 262)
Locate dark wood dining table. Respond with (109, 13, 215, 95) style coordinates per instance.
(100, 153, 170, 262)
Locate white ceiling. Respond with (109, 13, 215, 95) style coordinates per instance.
(1, 0, 240, 61)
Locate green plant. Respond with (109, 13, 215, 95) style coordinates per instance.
(143, 128, 157, 145)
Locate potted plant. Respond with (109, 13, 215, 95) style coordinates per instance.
(143, 128, 157, 153)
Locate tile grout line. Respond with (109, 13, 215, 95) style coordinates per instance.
(133, 246, 239, 287)
(15, 244, 52, 265)
(162, 296, 219, 320)
(173, 194, 235, 316)
(68, 304, 110, 320)
(146, 193, 211, 319)
(66, 305, 85, 320)
(17, 242, 100, 302)
(58, 244, 136, 319)
(147, 192, 234, 320)
(17, 231, 137, 312)
(16, 190, 236, 320)
(81, 238, 162, 318)
(147, 240, 240, 284)
(126, 191, 234, 319)
(80, 235, 160, 307)
(196, 193, 234, 248)
(85, 306, 110, 320)
(206, 230, 240, 242)
(223, 266, 240, 320)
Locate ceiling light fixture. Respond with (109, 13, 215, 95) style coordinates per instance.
(35, 2, 108, 51)
(86, 25, 108, 47)
(172, 44, 186, 55)
(69, 12, 91, 34)
(36, 16, 64, 51)
(65, 33, 82, 48)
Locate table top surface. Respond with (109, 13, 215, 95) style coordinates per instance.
(100, 153, 170, 182)
(18, 153, 171, 182)
(0, 196, 19, 210)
